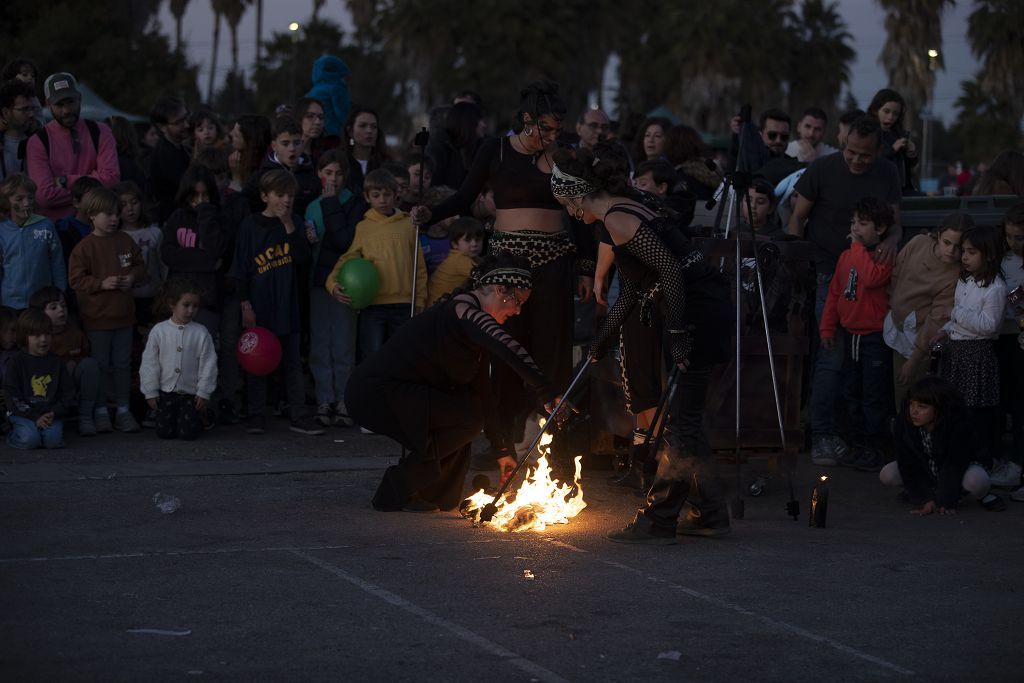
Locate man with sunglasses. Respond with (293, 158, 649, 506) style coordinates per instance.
(24, 72, 120, 221)
(149, 95, 192, 223)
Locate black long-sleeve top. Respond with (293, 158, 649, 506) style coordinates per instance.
(893, 405, 978, 509)
(312, 192, 368, 286)
(149, 135, 191, 224)
(4, 351, 74, 420)
(161, 203, 230, 309)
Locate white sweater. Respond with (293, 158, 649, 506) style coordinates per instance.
(140, 320, 218, 399)
(943, 275, 1006, 341)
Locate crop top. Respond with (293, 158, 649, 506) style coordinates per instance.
(428, 136, 563, 224)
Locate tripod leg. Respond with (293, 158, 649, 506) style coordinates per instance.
(731, 189, 745, 519)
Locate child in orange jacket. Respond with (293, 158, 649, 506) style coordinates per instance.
(819, 197, 895, 471)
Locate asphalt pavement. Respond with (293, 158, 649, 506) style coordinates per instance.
(1, 423, 1022, 682)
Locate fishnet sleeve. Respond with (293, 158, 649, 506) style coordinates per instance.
(589, 275, 641, 358)
(454, 299, 551, 395)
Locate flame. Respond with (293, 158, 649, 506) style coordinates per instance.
(461, 421, 586, 532)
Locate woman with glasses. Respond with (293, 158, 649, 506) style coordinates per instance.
(345, 254, 556, 513)
(295, 97, 340, 167)
(411, 81, 594, 474)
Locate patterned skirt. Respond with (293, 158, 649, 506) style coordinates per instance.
(489, 229, 575, 269)
(939, 339, 1000, 407)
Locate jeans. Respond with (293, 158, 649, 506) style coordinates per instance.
(358, 304, 409, 361)
(309, 288, 358, 405)
(74, 357, 101, 416)
(247, 331, 307, 419)
(810, 272, 844, 437)
(86, 327, 133, 407)
(839, 329, 893, 447)
(8, 415, 64, 449)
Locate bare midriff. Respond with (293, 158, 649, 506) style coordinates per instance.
(495, 208, 565, 234)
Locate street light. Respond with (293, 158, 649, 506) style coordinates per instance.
(922, 48, 941, 188)
(289, 22, 300, 32)
(289, 22, 301, 102)
(927, 48, 939, 59)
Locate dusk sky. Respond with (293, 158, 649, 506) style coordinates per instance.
(156, 0, 979, 125)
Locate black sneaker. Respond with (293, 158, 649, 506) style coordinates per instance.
(246, 414, 267, 434)
(218, 399, 241, 425)
(852, 447, 886, 472)
(980, 494, 1006, 512)
(606, 522, 676, 545)
(290, 416, 326, 436)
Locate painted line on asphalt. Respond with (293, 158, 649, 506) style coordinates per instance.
(291, 549, 571, 683)
(0, 538, 510, 565)
(541, 538, 915, 677)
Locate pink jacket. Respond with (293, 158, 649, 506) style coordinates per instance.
(25, 119, 120, 221)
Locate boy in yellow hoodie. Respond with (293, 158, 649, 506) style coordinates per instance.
(327, 168, 427, 358)
(427, 216, 484, 305)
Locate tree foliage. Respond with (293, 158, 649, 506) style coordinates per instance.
(1, 0, 199, 114)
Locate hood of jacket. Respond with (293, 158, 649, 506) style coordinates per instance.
(362, 208, 407, 224)
(311, 55, 350, 84)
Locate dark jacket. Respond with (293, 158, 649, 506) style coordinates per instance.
(243, 154, 321, 218)
(310, 192, 368, 287)
(161, 203, 230, 310)
(893, 405, 979, 509)
(4, 351, 74, 420)
(149, 135, 191, 224)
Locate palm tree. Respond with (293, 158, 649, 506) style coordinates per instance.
(967, 0, 1024, 131)
(877, 0, 952, 130)
(787, 0, 855, 124)
(206, 0, 223, 102)
(215, 0, 250, 111)
(313, 0, 327, 21)
(169, 0, 191, 53)
(952, 76, 1021, 162)
(255, 0, 264, 70)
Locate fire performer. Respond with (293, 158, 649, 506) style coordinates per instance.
(550, 142, 733, 544)
(345, 255, 556, 513)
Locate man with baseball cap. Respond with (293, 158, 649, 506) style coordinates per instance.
(25, 71, 119, 221)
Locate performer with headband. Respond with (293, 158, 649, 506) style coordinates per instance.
(411, 81, 594, 470)
(345, 254, 557, 513)
(551, 142, 734, 544)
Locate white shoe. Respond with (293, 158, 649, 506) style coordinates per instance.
(1010, 486, 1024, 502)
(990, 462, 1022, 489)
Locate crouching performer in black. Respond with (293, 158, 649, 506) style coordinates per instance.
(551, 142, 733, 544)
(346, 255, 554, 513)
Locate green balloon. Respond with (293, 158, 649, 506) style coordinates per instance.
(337, 258, 380, 310)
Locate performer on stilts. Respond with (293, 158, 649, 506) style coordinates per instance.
(550, 142, 734, 544)
(345, 255, 556, 513)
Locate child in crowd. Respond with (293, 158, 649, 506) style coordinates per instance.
(0, 306, 19, 427)
(116, 181, 163, 328)
(881, 376, 1005, 513)
(305, 149, 366, 427)
(402, 156, 434, 211)
(190, 108, 226, 158)
(4, 308, 73, 449)
(233, 169, 323, 436)
(428, 217, 484, 305)
(327, 168, 426, 359)
(140, 279, 217, 441)
(161, 166, 229, 336)
(817, 197, 894, 470)
(0, 174, 66, 309)
(885, 213, 969, 405)
(67, 187, 145, 433)
(245, 116, 320, 217)
(382, 162, 411, 210)
(992, 202, 1024, 491)
(739, 177, 785, 240)
(634, 159, 694, 222)
(29, 286, 103, 435)
(55, 176, 102, 270)
(935, 224, 1006, 464)
(419, 185, 456, 274)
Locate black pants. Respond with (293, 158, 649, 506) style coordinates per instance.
(155, 391, 201, 441)
(489, 252, 574, 451)
(635, 367, 730, 534)
(356, 384, 484, 512)
(621, 303, 664, 414)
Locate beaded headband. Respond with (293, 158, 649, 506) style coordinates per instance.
(550, 164, 599, 198)
(473, 267, 533, 289)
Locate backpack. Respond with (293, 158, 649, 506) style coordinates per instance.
(34, 119, 101, 158)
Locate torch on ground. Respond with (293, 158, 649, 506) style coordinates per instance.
(459, 424, 587, 532)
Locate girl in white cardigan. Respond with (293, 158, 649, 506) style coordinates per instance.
(934, 225, 1006, 463)
(140, 278, 218, 440)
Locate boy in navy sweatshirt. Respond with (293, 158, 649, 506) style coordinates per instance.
(232, 169, 322, 436)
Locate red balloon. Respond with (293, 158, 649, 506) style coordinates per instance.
(236, 327, 282, 376)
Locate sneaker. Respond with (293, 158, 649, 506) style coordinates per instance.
(1010, 486, 1024, 502)
(78, 415, 97, 437)
(246, 414, 267, 434)
(606, 522, 677, 545)
(810, 436, 838, 466)
(333, 402, 355, 428)
(114, 411, 140, 433)
(831, 435, 851, 460)
(218, 399, 241, 425)
(141, 408, 157, 429)
(980, 493, 1006, 512)
(852, 447, 886, 472)
(290, 416, 326, 436)
(316, 403, 333, 428)
(95, 409, 113, 433)
(990, 462, 1022, 489)
(677, 516, 732, 538)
